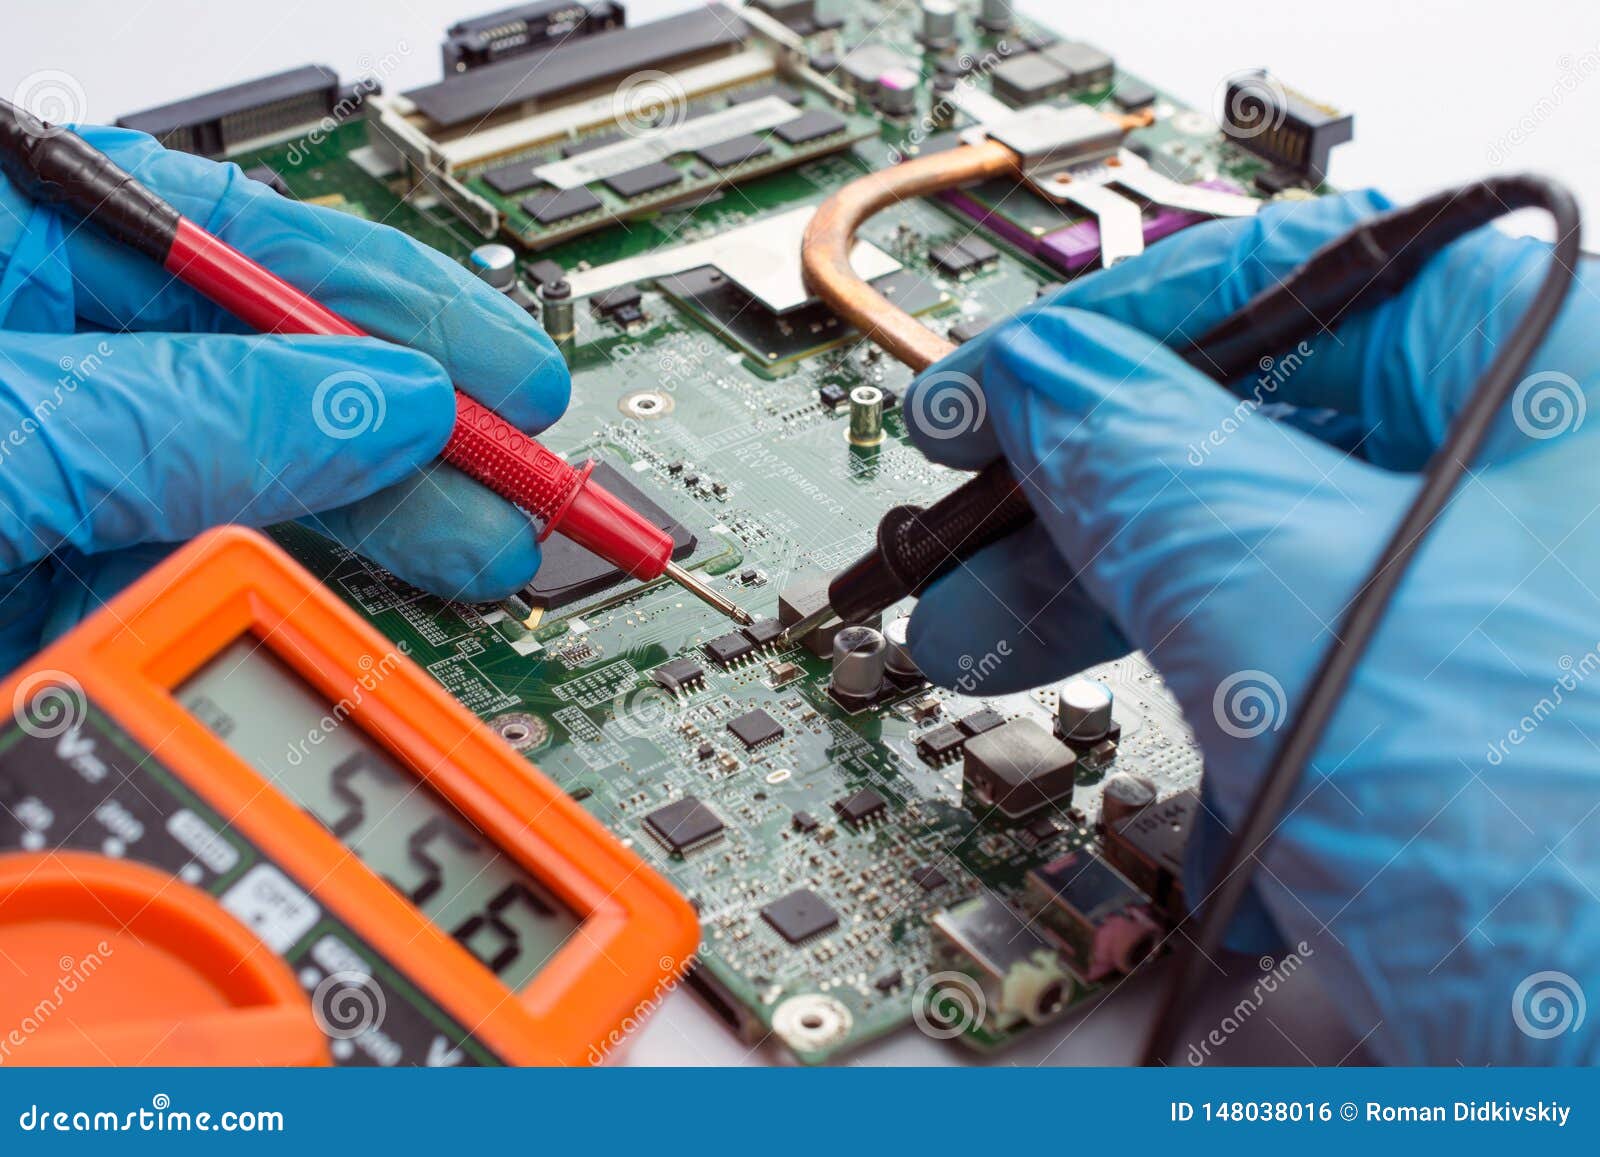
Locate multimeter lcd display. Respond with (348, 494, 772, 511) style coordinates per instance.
(177, 637, 580, 991)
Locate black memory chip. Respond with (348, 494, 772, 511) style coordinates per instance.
(560, 129, 623, 157)
(696, 133, 772, 169)
(761, 888, 839, 944)
(603, 161, 683, 199)
(728, 708, 784, 749)
(481, 159, 545, 195)
(726, 81, 801, 106)
(644, 796, 724, 853)
(521, 185, 604, 224)
(773, 109, 845, 145)
(522, 460, 696, 610)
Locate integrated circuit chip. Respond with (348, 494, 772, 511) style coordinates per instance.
(561, 130, 624, 157)
(481, 159, 545, 195)
(928, 236, 999, 277)
(643, 795, 725, 853)
(728, 708, 784, 749)
(705, 632, 755, 666)
(949, 316, 994, 344)
(760, 887, 839, 943)
(773, 108, 846, 145)
(834, 787, 887, 825)
(1111, 77, 1156, 111)
(696, 133, 772, 169)
(521, 185, 604, 224)
(603, 161, 684, 199)
(522, 461, 696, 611)
(910, 865, 948, 891)
(742, 617, 785, 647)
(958, 708, 1006, 736)
(651, 657, 704, 693)
(916, 723, 967, 762)
(526, 258, 566, 286)
(726, 79, 802, 105)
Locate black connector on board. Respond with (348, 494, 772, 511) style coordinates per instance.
(1220, 69, 1353, 183)
(441, 1, 627, 74)
(117, 65, 344, 158)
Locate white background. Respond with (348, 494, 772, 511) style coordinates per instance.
(1, 1, 1593, 1065)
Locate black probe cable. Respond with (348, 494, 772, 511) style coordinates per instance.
(1140, 175, 1584, 1065)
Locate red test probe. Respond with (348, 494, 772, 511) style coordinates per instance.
(0, 100, 751, 626)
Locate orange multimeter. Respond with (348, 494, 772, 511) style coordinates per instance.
(0, 526, 698, 1067)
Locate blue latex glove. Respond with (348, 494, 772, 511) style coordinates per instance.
(0, 127, 568, 674)
(903, 190, 1600, 1064)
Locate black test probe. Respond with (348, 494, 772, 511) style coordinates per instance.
(786, 177, 1579, 643)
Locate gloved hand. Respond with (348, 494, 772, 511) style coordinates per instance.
(903, 190, 1600, 1064)
(0, 126, 568, 674)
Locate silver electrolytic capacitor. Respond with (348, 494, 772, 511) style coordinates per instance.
(831, 625, 888, 702)
(847, 384, 885, 446)
(1100, 773, 1157, 826)
(883, 616, 921, 680)
(538, 278, 576, 358)
(978, 0, 1014, 33)
(875, 66, 919, 118)
(1057, 677, 1114, 743)
(919, 0, 958, 46)
(468, 243, 518, 292)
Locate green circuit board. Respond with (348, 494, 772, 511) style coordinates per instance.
(215, 0, 1332, 1062)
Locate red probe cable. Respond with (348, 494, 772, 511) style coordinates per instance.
(0, 103, 750, 625)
